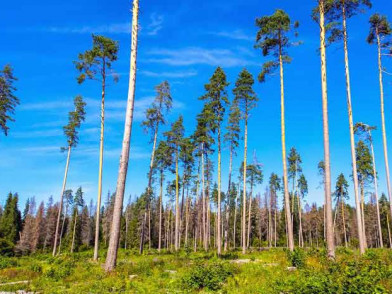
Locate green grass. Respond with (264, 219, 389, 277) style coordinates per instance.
(0, 247, 392, 293)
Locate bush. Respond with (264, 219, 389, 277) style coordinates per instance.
(0, 238, 14, 256)
(287, 248, 306, 268)
(0, 258, 18, 269)
(181, 261, 236, 291)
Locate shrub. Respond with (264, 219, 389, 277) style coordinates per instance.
(0, 238, 14, 256)
(181, 261, 236, 291)
(0, 258, 18, 269)
(287, 248, 306, 268)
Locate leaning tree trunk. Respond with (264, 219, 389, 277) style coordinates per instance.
(242, 119, 248, 254)
(58, 202, 68, 254)
(94, 62, 106, 261)
(376, 32, 392, 234)
(53, 145, 71, 256)
(279, 44, 294, 252)
(342, 5, 365, 254)
(104, 0, 139, 272)
(319, 0, 335, 259)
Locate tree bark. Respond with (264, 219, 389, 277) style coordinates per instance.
(279, 40, 294, 252)
(242, 119, 248, 254)
(94, 60, 106, 261)
(376, 32, 392, 237)
(53, 145, 71, 256)
(319, 0, 335, 259)
(341, 4, 365, 254)
(104, 0, 139, 272)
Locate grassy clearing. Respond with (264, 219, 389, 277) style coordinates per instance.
(0, 248, 391, 293)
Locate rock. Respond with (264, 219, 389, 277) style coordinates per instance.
(129, 275, 138, 279)
(287, 266, 297, 271)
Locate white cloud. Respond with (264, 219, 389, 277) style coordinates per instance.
(147, 13, 164, 36)
(12, 129, 62, 138)
(45, 23, 130, 34)
(210, 29, 254, 41)
(140, 69, 197, 78)
(145, 47, 257, 67)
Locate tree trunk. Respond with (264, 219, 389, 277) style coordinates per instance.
(53, 145, 71, 256)
(104, 0, 139, 272)
(217, 127, 222, 255)
(319, 0, 335, 259)
(71, 210, 78, 253)
(279, 43, 294, 252)
(175, 152, 180, 251)
(224, 147, 233, 251)
(233, 183, 239, 249)
(94, 61, 106, 261)
(341, 2, 365, 254)
(242, 119, 248, 254)
(360, 181, 367, 248)
(387, 213, 392, 248)
(158, 171, 163, 252)
(298, 196, 303, 247)
(247, 184, 253, 248)
(376, 32, 392, 238)
(342, 198, 348, 247)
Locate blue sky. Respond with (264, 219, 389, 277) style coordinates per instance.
(1, 0, 392, 210)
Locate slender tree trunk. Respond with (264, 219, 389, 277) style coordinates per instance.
(104, 0, 139, 271)
(387, 213, 392, 248)
(94, 62, 106, 261)
(71, 210, 78, 253)
(368, 137, 383, 247)
(158, 171, 163, 252)
(140, 121, 159, 254)
(125, 207, 129, 250)
(274, 195, 277, 247)
(298, 196, 303, 247)
(341, 3, 365, 254)
(58, 203, 68, 255)
(268, 192, 272, 247)
(247, 184, 253, 248)
(342, 198, 348, 247)
(53, 145, 71, 256)
(224, 147, 233, 251)
(319, 0, 335, 258)
(217, 127, 222, 255)
(360, 181, 367, 248)
(376, 32, 392, 235)
(279, 44, 294, 252)
(175, 152, 180, 251)
(233, 183, 239, 249)
(242, 119, 248, 254)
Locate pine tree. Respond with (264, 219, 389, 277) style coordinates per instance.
(53, 96, 86, 256)
(334, 173, 349, 247)
(164, 116, 185, 251)
(139, 81, 172, 254)
(255, 9, 299, 252)
(233, 68, 258, 254)
(0, 193, 22, 244)
(0, 64, 19, 136)
(199, 67, 229, 255)
(367, 14, 392, 245)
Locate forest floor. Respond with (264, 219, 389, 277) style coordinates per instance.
(0, 247, 392, 293)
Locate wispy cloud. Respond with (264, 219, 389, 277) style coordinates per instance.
(45, 23, 130, 34)
(140, 69, 197, 78)
(12, 129, 63, 139)
(147, 13, 164, 36)
(210, 29, 254, 41)
(145, 47, 257, 67)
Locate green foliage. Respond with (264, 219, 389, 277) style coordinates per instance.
(0, 256, 17, 269)
(0, 238, 14, 256)
(367, 14, 391, 46)
(62, 95, 86, 149)
(181, 261, 236, 291)
(0, 64, 19, 136)
(287, 248, 307, 268)
(74, 34, 119, 83)
(0, 193, 22, 244)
